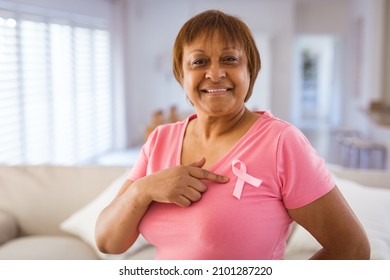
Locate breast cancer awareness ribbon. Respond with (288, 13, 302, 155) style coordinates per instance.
(232, 159, 262, 199)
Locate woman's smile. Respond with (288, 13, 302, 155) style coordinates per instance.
(200, 87, 233, 96)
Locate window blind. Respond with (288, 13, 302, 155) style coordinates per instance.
(0, 11, 113, 165)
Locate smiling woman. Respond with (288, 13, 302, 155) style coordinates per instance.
(180, 34, 250, 118)
(95, 9, 370, 260)
(173, 11, 260, 104)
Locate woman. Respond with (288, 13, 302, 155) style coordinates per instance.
(95, 10, 370, 260)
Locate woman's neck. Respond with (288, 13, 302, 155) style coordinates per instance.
(191, 107, 255, 141)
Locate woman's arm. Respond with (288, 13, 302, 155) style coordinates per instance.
(95, 157, 229, 254)
(95, 178, 149, 254)
(287, 185, 370, 259)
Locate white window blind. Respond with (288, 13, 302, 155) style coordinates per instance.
(0, 11, 113, 165)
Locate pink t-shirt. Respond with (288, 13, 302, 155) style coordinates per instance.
(128, 111, 334, 259)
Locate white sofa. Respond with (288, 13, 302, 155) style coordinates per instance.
(0, 164, 389, 260)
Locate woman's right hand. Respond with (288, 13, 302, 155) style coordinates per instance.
(136, 157, 229, 207)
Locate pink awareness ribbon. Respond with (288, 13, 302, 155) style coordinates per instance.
(231, 159, 262, 199)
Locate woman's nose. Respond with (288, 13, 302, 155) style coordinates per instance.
(205, 64, 226, 81)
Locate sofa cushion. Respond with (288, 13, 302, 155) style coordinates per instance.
(285, 175, 390, 259)
(0, 236, 99, 260)
(0, 165, 126, 236)
(60, 170, 150, 259)
(0, 211, 19, 245)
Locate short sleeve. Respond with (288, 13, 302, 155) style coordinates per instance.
(127, 146, 148, 181)
(127, 119, 188, 182)
(127, 128, 159, 181)
(276, 125, 335, 209)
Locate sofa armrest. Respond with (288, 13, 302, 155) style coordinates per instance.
(0, 211, 19, 245)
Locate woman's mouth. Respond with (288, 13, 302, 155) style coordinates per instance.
(201, 88, 232, 95)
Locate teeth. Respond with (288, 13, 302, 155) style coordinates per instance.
(206, 89, 228, 93)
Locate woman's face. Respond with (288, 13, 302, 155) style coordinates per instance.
(181, 33, 250, 118)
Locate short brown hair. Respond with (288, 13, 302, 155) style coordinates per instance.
(173, 10, 261, 102)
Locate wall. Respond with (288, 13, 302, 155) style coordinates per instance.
(343, 0, 389, 169)
(343, 0, 385, 129)
(295, 0, 350, 35)
(109, 0, 130, 150)
(125, 0, 191, 145)
(383, 0, 390, 105)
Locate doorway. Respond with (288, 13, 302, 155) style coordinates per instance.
(292, 35, 343, 161)
(293, 35, 341, 127)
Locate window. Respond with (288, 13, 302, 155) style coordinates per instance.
(0, 10, 113, 165)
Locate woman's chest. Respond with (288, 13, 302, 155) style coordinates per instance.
(139, 178, 292, 259)
(181, 139, 232, 169)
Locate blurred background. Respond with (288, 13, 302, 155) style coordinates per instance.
(0, 0, 389, 169)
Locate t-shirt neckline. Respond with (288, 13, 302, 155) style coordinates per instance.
(177, 110, 272, 171)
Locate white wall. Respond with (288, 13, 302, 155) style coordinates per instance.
(125, 0, 191, 146)
(296, 0, 350, 35)
(339, 0, 390, 169)
(383, 0, 390, 105)
(342, 0, 385, 131)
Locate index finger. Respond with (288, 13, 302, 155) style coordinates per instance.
(187, 166, 229, 183)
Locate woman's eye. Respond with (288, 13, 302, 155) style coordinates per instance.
(223, 56, 238, 63)
(192, 59, 207, 66)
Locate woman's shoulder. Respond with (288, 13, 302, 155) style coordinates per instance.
(157, 116, 188, 132)
(253, 110, 297, 134)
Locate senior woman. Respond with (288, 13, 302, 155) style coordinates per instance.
(95, 10, 370, 260)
